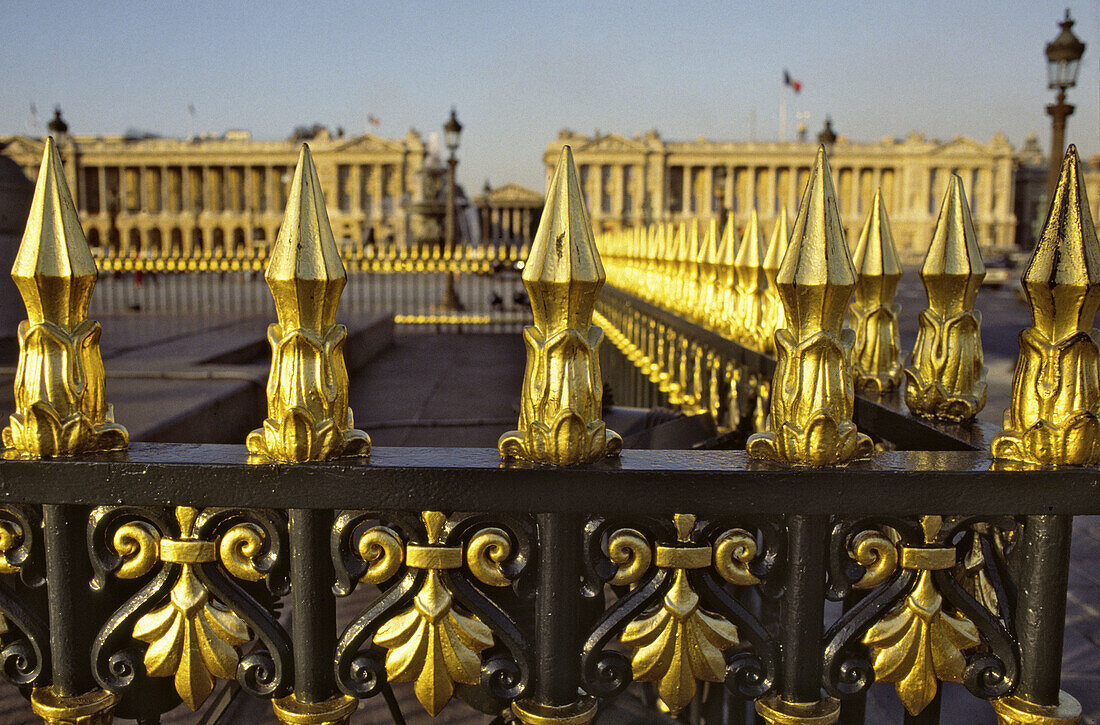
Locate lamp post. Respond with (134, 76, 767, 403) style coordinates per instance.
(441, 108, 464, 311)
(1045, 9, 1086, 201)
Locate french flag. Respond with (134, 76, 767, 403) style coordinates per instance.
(783, 69, 802, 93)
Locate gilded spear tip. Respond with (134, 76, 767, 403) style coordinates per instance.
(922, 175, 984, 279)
(763, 207, 789, 276)
(524, 145, 604, 332)
(991, 144, 1100, 465)
(779, 144, 855, 289)
(853, 190, 901, 278)
(12, 135, 97, 328)
(266, 142, 346, 331)
(1024, 144, 1100, 292)
(735, 210, 763, 267)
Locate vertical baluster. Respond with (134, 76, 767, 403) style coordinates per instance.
(850, 189, 904, 393)
(761, 207, 789, 354)
(989, 146, 1094, 725)
(903, 175, 986, 421)
(756, 514, 838, 725)
(253, 146, 363, 724)
(747, 146, 871, 467)
(4, 138, 122, 722)
(504, 147, 616, 724)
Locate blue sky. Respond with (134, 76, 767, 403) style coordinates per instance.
(2, 1, 1097, 191)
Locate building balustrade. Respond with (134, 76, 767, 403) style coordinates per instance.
(0, 137, 1097, 725)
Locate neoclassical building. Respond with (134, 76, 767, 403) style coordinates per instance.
(472, 182, 544, 246)
(0, 116, 428, 255)
(544, 123, 1023, 262)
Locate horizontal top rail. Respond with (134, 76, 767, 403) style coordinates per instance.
(600, 283, 1005, 452)
(1, 442, 1096, 515)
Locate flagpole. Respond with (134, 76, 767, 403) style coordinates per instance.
(779, 93, 787, 142)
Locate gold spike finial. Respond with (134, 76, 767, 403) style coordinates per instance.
(246, 144, 370, 462)
(2, 137, 128, 457)
(992, 146, 1100, 465)
(732, 210, 768, 348)
(499, 146, 622, 464)
(904, 175, 987, 421)
(747, 146, 872, 466)
(760, 206, 790, 353)
(851, 189, 904, 393)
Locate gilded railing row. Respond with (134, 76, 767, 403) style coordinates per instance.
(91, 240, 529, 274)
(595, 145, 1100, 467)
(0, 138, 1096, 725)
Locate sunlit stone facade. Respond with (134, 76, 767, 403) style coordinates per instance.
(472, 182, 544, 246)
(545, 127, 1021, 262)
(0, 127, 427, 254)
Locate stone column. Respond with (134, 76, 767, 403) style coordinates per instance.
(677, 166, 686, 216)
(702, 166, 714, 216)
(612, 164, 624, 218)
(722, 165, 733, 213)
(592, 165, 604, 217)
(764, 166, 777, 215)
(521, 209, 531, 245)
(98, 166, 108, 218)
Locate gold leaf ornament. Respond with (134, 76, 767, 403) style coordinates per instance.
(372, 512, 498, 716)
(862, 569, 980, 715)
(619, 514, 740, 714)
(130, 508, 253, 711)
(861, 518, 976, 717)
(621, 568, 739, 713)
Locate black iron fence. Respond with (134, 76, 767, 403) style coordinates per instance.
(0, 138, 1096, 725)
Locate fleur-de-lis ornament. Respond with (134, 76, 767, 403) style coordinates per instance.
(373, 512, 494, 716)
(132, 507, 252, 710)
(862, 517, 980, 716)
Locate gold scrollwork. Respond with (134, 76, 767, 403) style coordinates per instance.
(372, 512, 495, 716)
(607, 528, 653, 586)
(848, 530, 898, 590)
(713, 528, 761, 586)
(114, 521, 161, 580)
(355, 525, 404, 585)
(219, 522, 266, 582)
(465, 527, 512, 587)
(130, 507, 252, 711)
(0, 517, 25, 575)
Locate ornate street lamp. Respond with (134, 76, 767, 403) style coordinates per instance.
(441, 108, 464, 310)
(1045, 9, 1086, 200)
